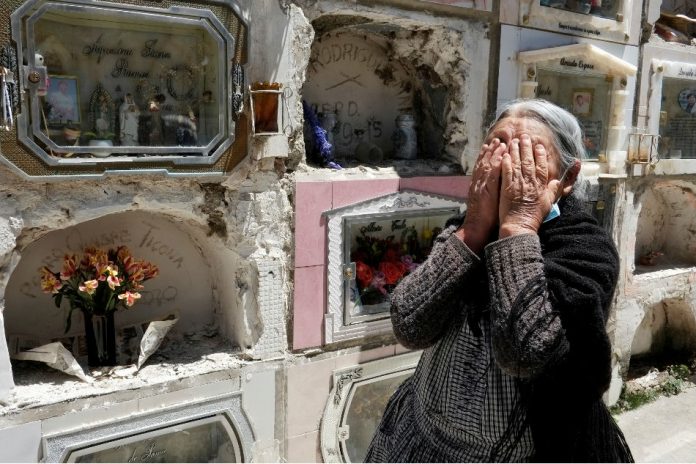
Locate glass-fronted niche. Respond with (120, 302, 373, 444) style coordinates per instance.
(67, 416, 242, 463)
(658, 77, 696, 159)
(321, 351, 421, 463)
(536, 68, 612, 159)
(540, 0, 621, 20)
(10, 0, 246, 171)
(324, 191, 463, 344)
(345, 211, 453, 324)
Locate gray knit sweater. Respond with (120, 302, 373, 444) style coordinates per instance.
(386, 225, 564, 461)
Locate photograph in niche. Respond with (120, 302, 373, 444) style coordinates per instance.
(678, 88, 696, 115)
(45, 75, 81, 125)
(572, 89, 593, 116)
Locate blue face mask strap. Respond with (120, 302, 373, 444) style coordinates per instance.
(542, 162, 574, 223)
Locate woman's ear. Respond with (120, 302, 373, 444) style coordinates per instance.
(561, 159, 581, 196)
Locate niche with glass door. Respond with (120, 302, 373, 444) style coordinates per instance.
(6, 0, 247, 177)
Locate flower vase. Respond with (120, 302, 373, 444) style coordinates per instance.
(83, 311, 116, 367)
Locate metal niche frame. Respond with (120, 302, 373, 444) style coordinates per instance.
(322, 190, 464, 344)
(320, 351, 421, 463)
(43, 391, 255, 462)
(8, 0, 249, 179)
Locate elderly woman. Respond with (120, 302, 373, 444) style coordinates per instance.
(365, 100, 633, 462)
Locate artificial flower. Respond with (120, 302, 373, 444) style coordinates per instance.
(41, 272, 63, 294)
(356, 261, 374, 288)
(379, 261, 407, 285)
(118, 290, 141, 307)
(40, 246, 159, 333)
(78, 279, 99, 295)
(60, 254, 78, 281)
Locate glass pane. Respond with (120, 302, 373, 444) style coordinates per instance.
(68, 416, 241, 463)
(658, 77, 696, 159)
(539, 0, 621, 19)
(536, 69, 612, 158)
(343, 373, 412, 463)
(345, 212, 453, 322)
(33, 6, 223, 155)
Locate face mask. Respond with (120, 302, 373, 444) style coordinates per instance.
(542, 164, 574, 223)
(543, 202, 561, 223)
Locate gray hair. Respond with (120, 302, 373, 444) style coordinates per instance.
(491, 99, 587, 198)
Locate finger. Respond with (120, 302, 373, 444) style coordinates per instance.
(501, 152, 513, 192)
(487, 142, 506, 186)
(534, 142, 549, 186)
(519, 134, 536, 182)
(547, 179, 562, 205)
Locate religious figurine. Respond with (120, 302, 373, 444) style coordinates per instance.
(119, 93, 140, 146)
(392, 114, 417, 160)
(85, 82, 115, 144)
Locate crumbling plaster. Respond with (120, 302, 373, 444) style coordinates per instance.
(0, 0, 315, 402)
(295, 0, 491, 172)
(607, 178, 696, 404)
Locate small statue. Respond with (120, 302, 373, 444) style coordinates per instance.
(392, 114, 417, 160)
(354, 129, 383, 163)
(119, 93, 140, 146)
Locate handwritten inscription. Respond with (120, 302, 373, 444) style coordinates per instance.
(360, 222, 383, 234)
(111, 58, 150, 79)
(537, 85, 553, 97)
(679, 67, 696, 78)
(391, 219, 407, 231)
(141, 39, 171, 59)
(560, 57, 595, 71)
(82, 34, 133, 64)
(140, 286, 178, 306)
(558, 23, 601, 36)
(139, 224, 185, 269)
(127, 440, 166, 462)
(310, 42, 382, 74)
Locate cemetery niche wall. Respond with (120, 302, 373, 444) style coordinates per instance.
(299, 3, 491, 174)
(1, 0, 248, 178)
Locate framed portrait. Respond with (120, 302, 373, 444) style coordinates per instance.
(677, 88, 696, 115)
(571, 88, 593, 116)
(45, 75, 81, 125)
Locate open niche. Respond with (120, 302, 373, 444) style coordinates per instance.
(301, 13, 487, 174)
(634, 181, 696, 275)
(2, 211, 246, 412)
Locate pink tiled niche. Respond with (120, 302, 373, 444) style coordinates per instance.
(292, 175, 470, 350)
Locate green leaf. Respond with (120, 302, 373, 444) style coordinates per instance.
(64, 305, 75, 334)
(55, 293, 63, 308)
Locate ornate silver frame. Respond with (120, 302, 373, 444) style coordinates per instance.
(42, 391, 255, 462)
(320, 351, 421, 463)
(9, 0, 246, 176)
(323, 190, 464, 344)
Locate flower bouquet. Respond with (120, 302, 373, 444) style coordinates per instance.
(40, 246, 159, 366)
(350, 225, 441, 312)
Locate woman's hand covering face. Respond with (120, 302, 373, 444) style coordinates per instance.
(460, 139, 506, 252)
(498, 135, 563, 237)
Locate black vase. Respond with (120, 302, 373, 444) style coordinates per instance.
(83, 310, 116, 367)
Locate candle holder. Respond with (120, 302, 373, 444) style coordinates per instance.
(249, 82, 286, 136)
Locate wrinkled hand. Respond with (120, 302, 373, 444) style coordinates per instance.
(499, 135, 562, 237)
(458, 139, 505, 252)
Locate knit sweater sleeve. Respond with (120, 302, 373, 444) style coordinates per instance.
(485, 234, 562, 378)
(390, 225, 482, 349)
(484, 215, 619, 388)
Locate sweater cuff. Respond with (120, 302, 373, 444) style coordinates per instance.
(484, 233, 544, 298)
(443, 233, 482, 268)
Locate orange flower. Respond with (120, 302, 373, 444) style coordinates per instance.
(60, 254, 78, 281)
(142, 262, 159, 280)
(41, 272, 63, 294)
(116, 246, 132, 262)
(78, 279, 99, 295)
(118, 291, 141, 307)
